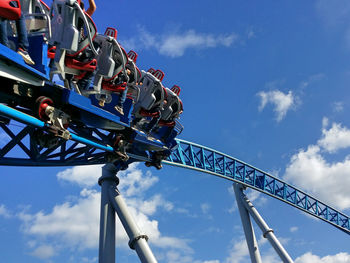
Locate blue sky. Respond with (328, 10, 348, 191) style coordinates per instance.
(1, 0, 350, 262)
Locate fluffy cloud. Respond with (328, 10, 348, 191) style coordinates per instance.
(224, 237, 282, 263)
(257, 90, 295, 122)
(318, 120, 350, 153)
(30, 245, 56, 259)
(19, 164, 191, 260)
(332, 101, 344, 113)
(224, 239, 249, 263)
(290, 226, 298, 233)
(57, 165, 102, 187)
(121, 26, 238, 58)
(295, 252, 350, 263)
(158, 30, 237, 57)
(0, 204, 11, 218)
(284, 119, 350, 210)
(200, 203, 211, 214)
(227, 186, 267, 214)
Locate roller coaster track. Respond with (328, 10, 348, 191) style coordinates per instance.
(0, 103, 349, 236)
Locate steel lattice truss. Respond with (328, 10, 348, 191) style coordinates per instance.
(0, 122, 114, 166)
(0, 115, 349, 235)
(164, 139, 350, 235)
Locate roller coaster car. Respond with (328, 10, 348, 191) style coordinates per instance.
(91, 27, 128, 93)
(160, 86, 182, 121)
(133, 69, 166, 119)
(0, 0, 21, 20)
(49, 0, 98, 84)
(87, 41, 139, 124)
(0, 0, 183, 162)
(145, 85, 183, 143)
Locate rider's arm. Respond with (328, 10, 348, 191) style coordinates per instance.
(86, 0, 96, 16)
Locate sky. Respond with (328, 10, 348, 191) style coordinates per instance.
(1, 0, 350, 262)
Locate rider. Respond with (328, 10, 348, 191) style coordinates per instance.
(0, 8, 35, 65)
(69, 0, 97, 91)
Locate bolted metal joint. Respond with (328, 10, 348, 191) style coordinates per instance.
(263, 229, 274, 238)
(128, 234, 149, 250)
(98, 174, 119, 186)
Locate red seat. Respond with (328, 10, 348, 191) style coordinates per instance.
(0, 0, 21, 20)
(158, 120, 176, 127)
(139, 108, 160, 118)
(48, 46, 56, 59)
(65, 57, 97, 72)
(101, 80, 126, 93)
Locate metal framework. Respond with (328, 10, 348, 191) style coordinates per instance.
(0, 104, 349, 237)
(234, 183, 293, 263)
(165, 139, 350, 235)
(99, 163, 157, 263)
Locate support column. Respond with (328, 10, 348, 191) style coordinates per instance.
(109, 187, 157, 263)
(98, 163, 157, 263)
(98, 163, 118, 263)
(235, 184, 294, 263)
(233, 184, 262, 263)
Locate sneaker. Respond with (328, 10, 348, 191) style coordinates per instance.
(98, 99, 105, 107)
(115, 105, 124, 115)
(17, 48, 35, 65)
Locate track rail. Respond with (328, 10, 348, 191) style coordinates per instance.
(0, 103, 349, 235)
(164, 139, 350, 235)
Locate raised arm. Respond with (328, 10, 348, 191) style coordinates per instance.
(86, 0, 96, 16)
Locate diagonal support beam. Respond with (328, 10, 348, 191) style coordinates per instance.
(233, 183, 262, 263)
(234, 184, 294, 263)
(0, 124, 32, 158)
(98, 163, 157, 263)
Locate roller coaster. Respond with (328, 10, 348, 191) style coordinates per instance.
(0, 0, 349, 262)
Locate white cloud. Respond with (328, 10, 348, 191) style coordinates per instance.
(30, 244, 56, 259)
(318, 121, 350, 153)
(332, 101, 344, 113)
(117, 164, 159, 197)
(224, 238, 249, 263)
(284, 120, 350, 210)
(159, 30, 238, 57)
(227, 187, 267, 214)
(295, 252, 350, 263)
(121, 26, 238, 58)
(290, 226, 298, 233)
(19, 164, 191, 260)
(299, 73, 325, 90)
(0, 204, 11, 218)
(57, 165, 102, 187)
(200, 203, 211, 214)
(257, 90, 295, 122)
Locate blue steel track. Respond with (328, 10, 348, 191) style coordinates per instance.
(0, 104, 349, 236)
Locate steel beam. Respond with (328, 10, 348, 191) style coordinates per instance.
(234, 184, 294, 263)
(98, 163, 157, 263)
(233, 184, 262, 263)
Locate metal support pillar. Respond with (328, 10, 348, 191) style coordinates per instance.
(233, 184, 262, 263)
(98, 163, 158, 263)
(233, 184, 294, 263)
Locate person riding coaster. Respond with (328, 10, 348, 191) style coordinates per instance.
(114, 52, 142, 115)
(132, 68, 166, 132)
(89, 27, 128, 97)
(48, 0, 98, 92)
(95, 49, 141, 116)
(150, 85, 183, 142)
